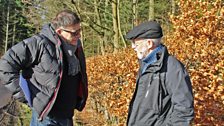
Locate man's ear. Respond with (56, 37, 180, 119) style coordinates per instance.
(55, 28, 62, 35)
(147, 39, 153, 49)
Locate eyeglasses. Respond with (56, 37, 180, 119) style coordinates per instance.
(131, 41, 141, 47)
(131, 40, 148, 48)
(61, 28, 81, 36)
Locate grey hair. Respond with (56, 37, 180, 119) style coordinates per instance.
(51, 10, 80, 29)
(148, 38, 162, 47)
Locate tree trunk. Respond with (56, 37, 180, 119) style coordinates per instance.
(171, 0, 175, 15)
(117, 0, 126, 48)
(112, 0, 119, 53)
(132, 0, 138, 27)
(102, 0, 109, 53)
(148, 0, 154, 21)
(12, 19, 16, 46)
(5, 3, 10, 53)
(94, 0, 105, 55)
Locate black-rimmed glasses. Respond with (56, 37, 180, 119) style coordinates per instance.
(61, 28, 81, 36)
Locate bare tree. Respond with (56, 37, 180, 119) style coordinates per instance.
(117, 0, 126, 48)
(4, 3, 10, 53)
(171, 0, 176, 15)
(94, 0, 105, 55)
(132, 0, 138, 27)
(148, 0, 154, 20)
(112, 0, 119, 53)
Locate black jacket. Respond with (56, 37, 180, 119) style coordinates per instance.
(127, 45, 194, 126)
(0, 24, 88, 121)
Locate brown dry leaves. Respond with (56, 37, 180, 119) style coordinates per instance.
(86, 49, 138, 124)
(167, 0, 224, 125)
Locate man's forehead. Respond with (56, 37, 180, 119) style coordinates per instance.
(133, 38, 146, 42)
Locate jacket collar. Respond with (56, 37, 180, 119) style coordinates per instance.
(143, 45, 169, 73)
(141, 45, 163, 73)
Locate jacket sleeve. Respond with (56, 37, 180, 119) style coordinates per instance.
(0, 36, 41, 102)
(167, 62, 194, 126)
(0, 83, 12, 108)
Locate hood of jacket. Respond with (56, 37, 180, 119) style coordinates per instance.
(40, 23, 58, 45)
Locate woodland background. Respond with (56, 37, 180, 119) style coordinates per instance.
(0, 0, 223, 126)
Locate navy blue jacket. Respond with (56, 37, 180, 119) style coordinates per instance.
(127, 45, 194, 126)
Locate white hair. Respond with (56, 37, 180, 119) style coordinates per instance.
(148, 38, 162, 47)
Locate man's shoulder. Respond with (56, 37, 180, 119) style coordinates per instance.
(167, 55, 184, 69)
(22, 34, 52, 48)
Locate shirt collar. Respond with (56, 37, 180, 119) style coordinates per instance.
(142, 44, 162, 63)
(141, 44, 163, 73)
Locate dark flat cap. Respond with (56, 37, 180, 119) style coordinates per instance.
(125, 21, 163, 40)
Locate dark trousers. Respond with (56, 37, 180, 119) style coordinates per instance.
(30, 109, 73, 126)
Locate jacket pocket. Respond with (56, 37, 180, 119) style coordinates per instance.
(140, 74, 161, 111)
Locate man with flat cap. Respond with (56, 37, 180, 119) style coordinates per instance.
(126, 21, 194, 126)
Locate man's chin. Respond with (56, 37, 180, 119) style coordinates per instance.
(137, 55, 144, 59)
(136, 52, 144, 59)
(70, 39, 78, 46)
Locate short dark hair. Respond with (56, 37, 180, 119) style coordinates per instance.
(51, 10, 80, 29)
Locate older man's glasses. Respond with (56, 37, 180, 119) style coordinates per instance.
(131, 41, 142, 48)
(131, 40, 149, 48)
(61, 28, 81, 36)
